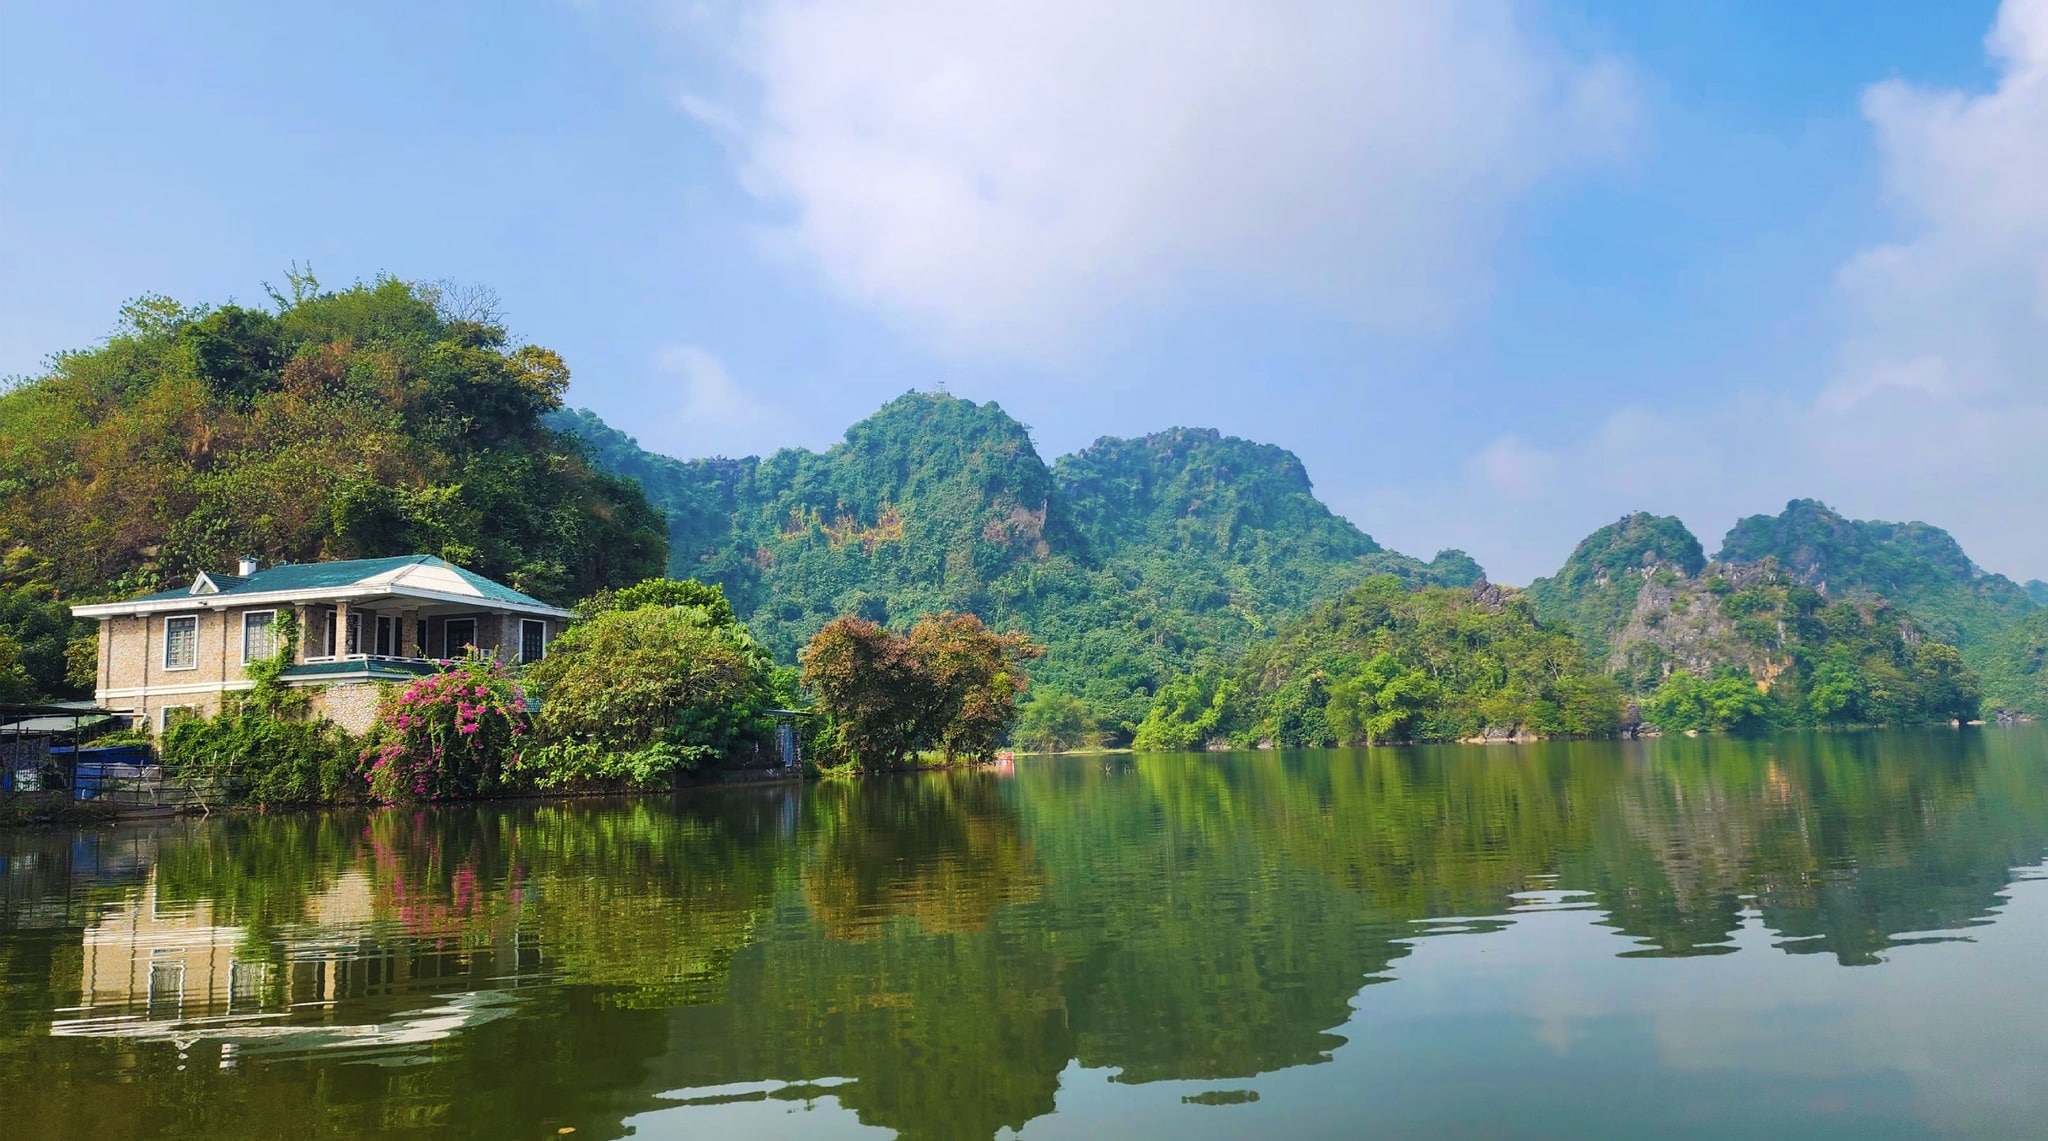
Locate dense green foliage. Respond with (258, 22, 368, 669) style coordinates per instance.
(523, 591, 776, 787)
(1135, 577, 1621, 747)
(1527, 512, 1705, 662)
(1010, 688, 1100, 753)
(800, 611, 1042, 770)
(557, 394, 1478, 739)
(0, 549, 93, 699)
(1718, 499, 2036, 660)
(0, 275, 665, 619)
(161, 616, 359, 806)
(1978, 609, 2048, 715)
(1632, 583, 1981, 730)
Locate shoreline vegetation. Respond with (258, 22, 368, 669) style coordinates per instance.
(1, 274, 2037, 816)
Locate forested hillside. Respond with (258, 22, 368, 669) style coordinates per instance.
(0, 277, 668, 697)
(1132, 577, 1622, 748)
(1526, 512, 1706, 663)
(1529, 505, 2019, 725)
(555, 394, 1480, 735)
(1718, 499, 2036, 656)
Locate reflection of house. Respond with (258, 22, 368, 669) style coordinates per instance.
(52, 868, 539, 1065)
(72, 555, 571, 733)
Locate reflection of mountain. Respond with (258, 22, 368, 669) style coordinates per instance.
(3, 730, 2048, 1138)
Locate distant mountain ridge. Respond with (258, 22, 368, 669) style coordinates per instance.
(1717, 498, 2035, 654)
(1531, 501, 2041, 714)
(554, 393, 1480, 732)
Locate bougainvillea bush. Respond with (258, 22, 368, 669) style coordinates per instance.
(363, 654, 528, 803)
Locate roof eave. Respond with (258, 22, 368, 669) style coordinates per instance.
(72, 583, 574, 620)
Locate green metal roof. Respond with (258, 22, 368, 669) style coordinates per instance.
(123, 555, 558, 610)
(279, 658, 442, 682)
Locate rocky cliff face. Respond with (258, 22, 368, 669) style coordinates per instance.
(1608, 560, 1793, 687)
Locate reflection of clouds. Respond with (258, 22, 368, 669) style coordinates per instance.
(50, 990, 522, 1068)
(1367, 884, 2048, 1138)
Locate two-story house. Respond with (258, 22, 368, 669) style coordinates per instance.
(71, 555, 573, 734)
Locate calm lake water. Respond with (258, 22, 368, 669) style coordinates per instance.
(5, 729, 2048, 1139)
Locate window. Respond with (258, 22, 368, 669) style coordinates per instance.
(444, 618, 477, 659)
(242, 611, 276, 663)
(520, 619, 547, 664)
(376, 616, 394, 657)
(345, 612, 362, 656)
(163, 615, 198, 670)
(321, 609, 337, 658)
(160, 705, 198, 732)
(416, 619, 428, 659)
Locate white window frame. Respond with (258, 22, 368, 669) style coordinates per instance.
(162, 615, 199, 671)
(241, 610, 278, 665)
(159, 704, 197, 732)
(444, 618, 478, 659)
(519, 619, 548, 664)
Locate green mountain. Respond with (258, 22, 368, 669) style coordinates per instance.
(1527, 512, 1706, 662)
(1718, 498, 2036, 656)
(555, 394, 1481, 736)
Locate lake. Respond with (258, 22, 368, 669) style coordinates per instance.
(4, 727, 2047, 1139)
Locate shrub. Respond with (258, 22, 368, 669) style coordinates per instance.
(161, 612, 362, 806)
(362, 654, 528, 802)
(522, 603, 775, 788)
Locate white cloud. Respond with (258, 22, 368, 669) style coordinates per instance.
(1363, 0, 2048, 585)
(636, 344, 776, 457)
(685, 0, 1633, 354)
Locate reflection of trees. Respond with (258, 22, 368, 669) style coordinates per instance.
(803, 773, 1041, 939)
(1576, 729, 2046, 964)
(6, 731, 2048, 1139)
(656, 772, 1063, 1141)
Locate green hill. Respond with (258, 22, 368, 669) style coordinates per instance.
(1527, 512, 1706, 662)
(0, 277, 668, 697)
(1718, 499, 2036, 655)
(555, 395, 1480, 736)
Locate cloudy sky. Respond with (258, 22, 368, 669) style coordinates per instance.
(3, 0, 2044, 584)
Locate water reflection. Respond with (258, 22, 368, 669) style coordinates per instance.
(0, 728, 2044, 1138)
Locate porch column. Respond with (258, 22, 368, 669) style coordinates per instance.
(293, 605, 312, 663)
(399, 608, 420, 658)
(335, 601, 353, 657)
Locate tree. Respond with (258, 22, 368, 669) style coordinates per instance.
(582, 577, 737, 627)
(1131, 672, 1236, 751)
(1913, 642, 1981, 724)
(910, 612, 1043, 763)
(1644, 669, 1770, 734)
(799, 612, 1042, 771)
(524, 603, 774, 787)
(1326, 653, 1438, 744)
(1012, 689, 1099, 753)
(801, 617, 939, 771)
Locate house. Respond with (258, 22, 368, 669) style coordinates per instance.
(71, 555, 573, 734)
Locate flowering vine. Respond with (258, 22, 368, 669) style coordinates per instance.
(362, 653, 528, 803)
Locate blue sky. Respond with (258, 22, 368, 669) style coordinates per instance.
(4, 0, 2044, 585)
